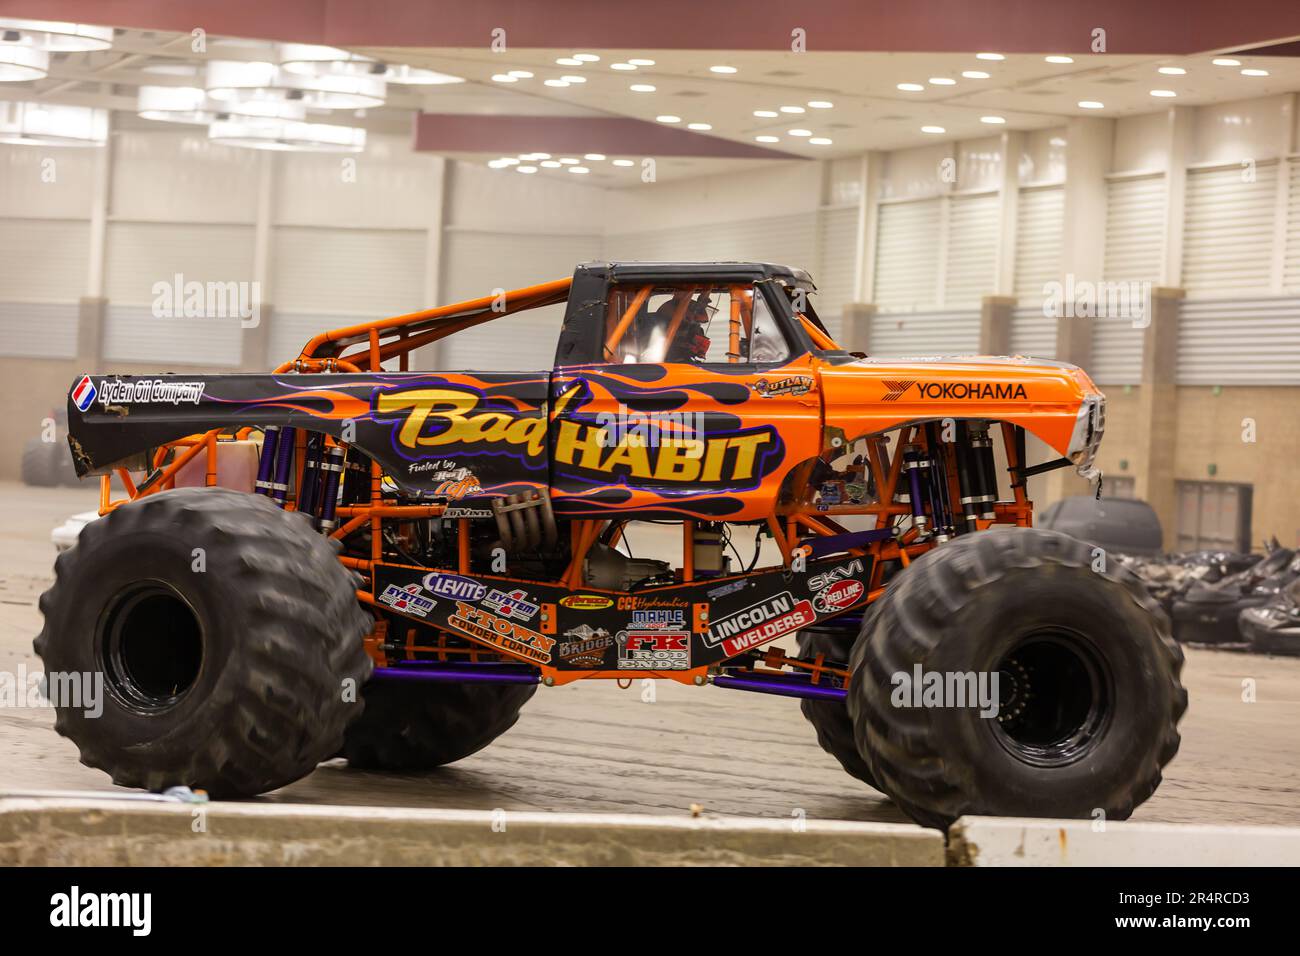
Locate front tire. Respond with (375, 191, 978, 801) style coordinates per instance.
(796, 628, 880, 791)
(849, 528, 1186, 829)
(35, 487, 373, 797)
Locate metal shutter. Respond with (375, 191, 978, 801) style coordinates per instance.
(1008, 305, 1056, 358)
(1103, 174, 1165, 283)
(1014, 185, 1063, 303)
(1282, 161, 1300, 292)
(1182, 163, 1277, 297)
(0, 302, 79, 358)
(441, 230, 600, 371)
(942, 193, 998, 308)
(103, 222, 254, 366)
(1088, 317, 1144, 384)
(868, 309, 981, 357)
(0, 218, 87, 358)
(874, 198, 941, 311)
(1177, 296, 1300, 384)
(269, 227, 427, 363)
(812, 205, 859, 341)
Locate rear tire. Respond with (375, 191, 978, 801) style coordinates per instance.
(849, 527, 1186, 830)
(21, 438, 63, 487)
(34, 487, 373, 797)
(342, 679, 536, 771)
(796, 629, 880, 791)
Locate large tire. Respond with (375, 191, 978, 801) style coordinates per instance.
(21, 438, 62, 487)
(796, 628, 880, 791)
(34, 487, 373, 797)
(849, 527, 1186, 830)
(342, 679, 536, 770)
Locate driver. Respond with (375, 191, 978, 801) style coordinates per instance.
(651, 297, 711, 362)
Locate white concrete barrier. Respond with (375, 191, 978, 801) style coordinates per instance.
(0, 796, 944, 866)
(949, 816, 1300, 866)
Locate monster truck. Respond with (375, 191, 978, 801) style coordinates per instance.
(37, 261, 1186, 828)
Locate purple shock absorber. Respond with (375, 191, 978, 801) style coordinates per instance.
(903, 444, 929, 531)
(270, 425, 296, 507)
(317, 444, 345, 532)
(254, 426, 280, 497)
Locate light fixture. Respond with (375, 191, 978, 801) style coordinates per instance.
(206, 60, 385, 109)
(556, 57, 581, 66)
(507, 70, 533, 79)
(630, 84, 655, 92)
(921, 125, 945, 133)
(1212, 57, 1240, 66)
(962, 70, 990, 79)
(779, 105, 805, 113)
(788, 128, 812, 136)
(517, 166, 538, 174)
(1150, 89, 1177, 97)
(628, 59, 655, 66)
(584, 153, 606, 160)
(808, 100, 833, 108)
(1045, 55, 1073, 64)
(569, 166, 589, 174)
(1242, 68, 1269, 77)
(753, 109, 778, 117)
(710, 65, 737, 74)
(488, 159, 511, 169)
(1158, 66, 1186, 75)
(278, 43, 375, 77)
(0, 18, 112, 52)
(687, 122, 712, 130)
(1078, 100, 1105, 109)
(560, 75, 586, 83)
(558, 157, 579, 164)
(0, 44, 49, 82)
(611, 63, 636, 71)
(897, 83, 924, 92)
(612, 158, 634, 166)
(976, 52, 1005, 60)
(656, 115, 681, 123)
(573, 53, 600, 62)
(755, 134, 779, 143)
(809, 137, 832, 145)
(137, 86, 217, 125)
(529, 153, 552, 160)
(980, 115, 1006, 124)
(384, 64, 464, 85)
(492, 73, 518, 83)
(540, 160, 561, 167)
(929, 77, 956, 85)
(544, 79, 570, 87)
(208, 118, 366, 152)
(0, 101, 107, 146)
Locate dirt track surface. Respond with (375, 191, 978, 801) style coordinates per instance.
(2, 482, 1298, 826)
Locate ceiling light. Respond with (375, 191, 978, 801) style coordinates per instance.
(630, 84, 656, 92)
(962, 70, 990, 79)
(540, 160, 561, 167)
(687, 122, 712, 130)
(788, 128, 812, 136)
(780, 105, 805, 113)
(0, 18, 112, 52)
(710, 65, 737, 74)
(628, 59, 655, 66)
(556, 57, 581, 66)
(755, 135, 779, 143)
(492, 73, 518, 83)
(929, 77, 956, 85)
(1078, 100, 1105, 109)
(278, 43, 375, 77)
(584, 153, 606, 160)
(1158, 66, 1186, 75)
(612, 159, 634, 166)
(208, 118, 366, 152)
(809, 137, 832, 145)
(921, 125, 945, 133)
(488, 159, 511, 169)
(1150, 89, 1177, 97)
(980, 115, 1006, 124)
(560, 75, 586, 83)
(0, 45, 49, 82)
(573, 54, 600, 62)
(611, 63, 636, 71)
(221, 91, 308, 121)
(1212, 58, 1241, 66)
(897, 83, 924, 92)
(137, 86, 217, 125)
(517, 166, 538, 174)
(530, 153, 552, 160)
(569, 166, 589, 174)
(1045, 55, 1073, 64)
(807, 100, 833, 108)
(384, 64, 464, 85)
(558, 157, 579, 164)
(656, 115, 681, 123)
(498, 157, 520, 165)
(1242, 68, 1269, 77)
(0, 101, 107, 146)
(753, 109, 778, 117)
(976, 52, 1005, 61)
(544, 79, 570, 87)
(507, 70, 534, 79)
(206, 60, 385, 109)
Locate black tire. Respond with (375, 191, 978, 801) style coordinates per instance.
(21, 438, 62, 487)
(34, 487, 373, 797)
(849, 527, 1186, 830)
(342, 679, 536, 770)
(796, 628, 880, 791)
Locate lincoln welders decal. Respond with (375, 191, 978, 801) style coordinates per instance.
(704, 591, 816, 657)
(883, 380, 1028, 401)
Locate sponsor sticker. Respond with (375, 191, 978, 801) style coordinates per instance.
(443, 506, 494, 519)
(560, 594, 615, 611)
(753, 375, 814, 398)
(809, 558, 865, 592)
(706, 579, 748, 600)
(557, 624, 614, 666)
(71, 375, 97, 412)
(421, 573, 487, 602)
(705, 591, 816, 657)
(813, 577, 865, 614)
(616, 629, 691, 670)
(378, 583, 436, 618)
(96, 378, 205, 408)
(447, 600, 555, 664)
(482, 587, 540, 622)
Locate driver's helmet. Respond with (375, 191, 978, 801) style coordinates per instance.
(661, 298, 711, 362)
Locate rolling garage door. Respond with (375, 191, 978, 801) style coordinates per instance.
(1013, 185, 1063, 303)
(1177, 296, 1300, 385)
(1008, 304, 1056, 358)
(941, 192, 999, 309)
(0, 218, 86, 358)
(1182, 162, 1278, 296)
(1093, 173, 1165, 384)
(1282, 160, 1300, 293)
(868, 309, 981, 357)
(873, 198, 941, 311)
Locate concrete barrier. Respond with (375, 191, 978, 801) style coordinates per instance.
(949, 816, 1300, 866)
(0, 797, 944, 866)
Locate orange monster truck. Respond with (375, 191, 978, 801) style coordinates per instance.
(37, 261, 1185, 829)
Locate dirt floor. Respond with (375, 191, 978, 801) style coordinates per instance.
(2, 481, 1298, 826)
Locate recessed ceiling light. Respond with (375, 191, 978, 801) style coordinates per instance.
(779, 105, 805, 113)
(569, 166, 589, 174)
(753, 109, 778, 117)
(710, 65, 737, 74)
(1078, 100, 1105, 109)
(611, 63, 636, 71)
(491, 74, 517, 83)
(558, 157, 579, 164)
(540, 160, 561, 168)
(612, 158, 634, 166)
(1212, 58, 1241, 66)
(560, 75, 586, 83)
(809, 137, 832, 145)
(584, 153, 606, 160)
(921, 125, 945, 133)
(1150, 89, 1177, 97)
(544, 78, 570, 87)
(788, 128, 812, 136)
(962, 70, 990, 79)
(1158, 66, 1186, 75)
(507, 70, 533, 79)
(488, 159, 510, 169)
(976, 52, 1005, 61)
(1242, 68, 1269, 77)
(517, 166, 538, 174)
(628, 58, 655, 67)
(499, 157, 519, 165)
(573, 54, 600, 62)
(808, 100, 833, 108)
(755, 135, 780, 143)
(630, 84, 656, 92)
(929, 77, 956, 85)
(897, 83, 924, 92)
(556, 57, 581, 66)
(656, 114, 681, 123)
(1045, 55, 1074, 64)
(980, 115, 1006, 124)
(687, 122, 712, 130)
